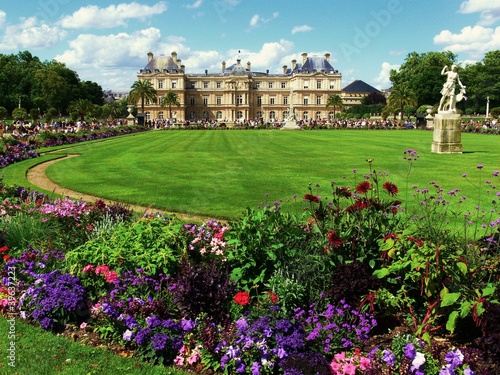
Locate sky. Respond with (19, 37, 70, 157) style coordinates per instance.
(0, 0, 499, 91)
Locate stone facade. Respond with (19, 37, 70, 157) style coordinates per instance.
(135, 52, 342, 123)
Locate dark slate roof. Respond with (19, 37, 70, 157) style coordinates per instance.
(298, 56, 337, 74)
(223, 59, 248, 76)
(343, 80, 380, 93)
(141, 55, 181, 73)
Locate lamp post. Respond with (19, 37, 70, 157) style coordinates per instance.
(486, 96, 490, 118)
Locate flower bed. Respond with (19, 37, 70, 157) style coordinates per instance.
(1, 147, 499, 374)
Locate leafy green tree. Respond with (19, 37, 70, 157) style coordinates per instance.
(30, 108, 40, 122)
(128, 80, 157, 114)
(80, 80, 104, 105)
(390, 51, 457, 107)
(12, 108, 28, 121)
(105, 98, 128, 119)
(69, 99, 95, 121)
(0, 106, 8, 119)
(461, 51, 500, 114)
(161, 91, 180, 119)
(325, 94, 344, 119)
(386, 82, 418, 122)
(362, 92, 386, 105)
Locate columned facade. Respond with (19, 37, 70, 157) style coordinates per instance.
(135, 52, 342, 123)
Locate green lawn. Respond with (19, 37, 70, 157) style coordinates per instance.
(3, 129, 500, 219)
(0, 318, 187, 375)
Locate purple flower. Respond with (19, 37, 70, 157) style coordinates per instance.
(382, 349, 395, 366)
(151, 333, 169, 351)
(493, 170, 499, 176)
(477, 164, 484, 169)
(445, 348, 464, 367)
(404, 343, 416, 359)
(123, 329, 133, 341)
(251, 361, 261, 375)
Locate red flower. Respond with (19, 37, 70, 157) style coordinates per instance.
(234, 291, 250, 306)
(3, 255, 11, 262)
(355, 181, 372, 194)
(267, 291, 279, 304)
(327, 230, 343, 248)
(0, 246, 9, 253)
(336, 187, 352, 198)
(105, 271, 118, 283)
(383, 181, 399, 196)
(303, 194, 320, 203)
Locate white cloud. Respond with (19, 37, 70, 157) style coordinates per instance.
(459, 0, 500, 26)
(434, 25, 500, 58)
(291, 25, 313, 34)
(55, 27, 189, 90)
(248, 12, 279, 29)
(185, 0, 204, 9)
(373, 61, 399, 90)
(0, 17, 66, 50)
(59, 2, 167, 29)
(0, 10, 6, 28)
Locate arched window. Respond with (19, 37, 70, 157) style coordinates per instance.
(216, 111, 223, 119)
(189, 111, 196, 120)
(236, 95, 243, 105)
(256, 111, 263, 119)
(269, 111, 276, 120)
(316, 111, 321, 120)
(236, 111, 243, 119)
(202, 110, 209, 119)
(145, 112, 151, 121)
(303, 112, 308, 120)
(158, 111, 164, 119)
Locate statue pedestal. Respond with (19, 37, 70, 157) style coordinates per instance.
(281, 119, 301, 130)
(431, 113, 462, 154)
(126, 113, 135, 126)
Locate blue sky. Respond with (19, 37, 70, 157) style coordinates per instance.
(0, 0, 498, 91)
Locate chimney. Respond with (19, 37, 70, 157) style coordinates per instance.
(222, 61, 226, 72)
(171, 51, 178, 65)
(176, 59, 181, 68)
(291, 59, 297, 70)
(147, 52, 153, 62)
(247, 61, 251, 71)
(282, 65, 287, 74)
(180, 64, 185, 72)
(325, 53, 331, 62)
(205, 69, 208, 75)
(266, 69, 269, 75)
(301, 52, 308, 64)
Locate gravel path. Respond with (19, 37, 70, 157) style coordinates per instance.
(26, 155, 216, 223)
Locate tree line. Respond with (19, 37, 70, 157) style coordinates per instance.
(0, 51, 128, 122)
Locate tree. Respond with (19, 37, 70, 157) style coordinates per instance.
(325, 94, 344, 119)
(362, 92, 386, 105)
(386, 82, 418, 123)
(161, 92, 180, 119)
(128, 80, 157, 114)
(0, 106, 8, 119)
(12, 108, 28, 121)
(390, 51, 457, 107)
(69, 99, 94, 121)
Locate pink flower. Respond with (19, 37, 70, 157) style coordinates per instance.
(82, 264, 95, 273)
(359, 357, 372, 370)
(80, 322, 87, 329)
(105, 270, 118, 283)
(95, 265, 110, 274)
(173, 356, 184, 366)
(188, 352, 201, 364)
(343, 363, 357, 375)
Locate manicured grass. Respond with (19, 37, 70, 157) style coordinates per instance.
(0, 318, 188, 375)
(3, 130, 500, 219)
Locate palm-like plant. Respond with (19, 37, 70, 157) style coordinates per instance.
(69, 99, 94, 121)
(386, 83, 418, 123)
(128, 80, 157, 114)
(326, 94, 344, 119)
(161, 91, 180, 119)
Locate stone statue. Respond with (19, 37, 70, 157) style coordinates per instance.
(287, 87, 296, 121)
(438, 64, 466, 113)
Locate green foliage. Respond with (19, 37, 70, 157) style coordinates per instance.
(65, 216, 185, 277)
(129, 80, 158, 114)
(12, 107, 28, 121)
(225, 206, 318, 295)
(0, 106, 9, 119)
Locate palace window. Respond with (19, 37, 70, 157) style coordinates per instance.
(172, 81, 177, 89)
(236, 95, 243, 105)
(203, 82, 209, 89)
(257, 96, 262, 106)
(158, 80, 164, 89)
(316, 111, 321, 119)
(303, 111, 308, 120)
(316, 80, 322, 89)
(158, 111, 164, 119)
(216, 96, 222, 105)
(190, 96, 195, 105)
(270, 96, 275, 105)
(203, 96, 208, 106)
(283, 96, 288, 105)
(281, 82, 286, 89)
(216, 81, 222, 88)
(303, 96, 309, 105)
(304, 80, 309, 89)
(236, 111, 243, 119)
(316, 95, 322, 105)
(330, 80, 335, 89)
(269, 111, 276, 120)
(268, 82, 273, 89)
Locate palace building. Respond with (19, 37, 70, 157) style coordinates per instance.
(135, 51, 344, 123)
